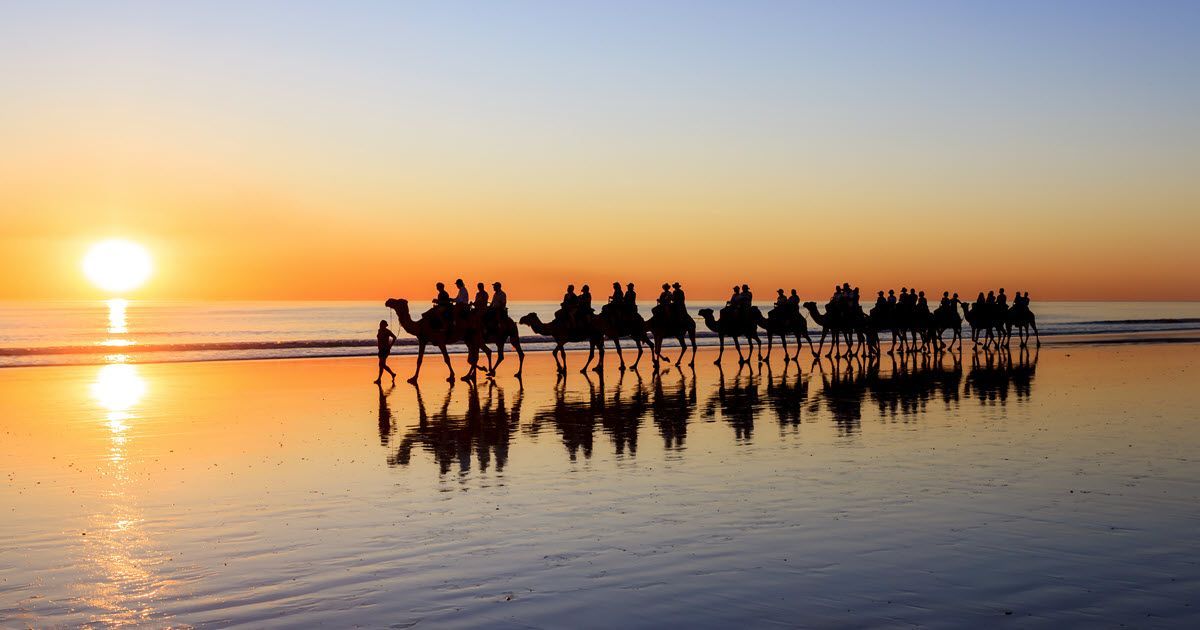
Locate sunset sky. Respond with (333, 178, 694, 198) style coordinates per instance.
(2, 1, 1198, 301)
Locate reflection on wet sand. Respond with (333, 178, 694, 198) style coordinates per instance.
(81, 363, 173, 625)
(382, 382, 523, 475)
(391, 347, 1038, 469)
(704, 365, 764, 442)
(650, 367, 696, 450)
(527, 372, 649, 460)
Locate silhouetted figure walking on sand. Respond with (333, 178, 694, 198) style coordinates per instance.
(374, 319, 397, 384)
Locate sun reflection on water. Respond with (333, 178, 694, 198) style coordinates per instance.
(80, 361, 169, 624)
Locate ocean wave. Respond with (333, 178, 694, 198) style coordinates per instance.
(2, 317, 1199, 366)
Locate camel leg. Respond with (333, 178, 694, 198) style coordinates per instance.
(594, 340, 607, 373)
(408, 341, 427, 384)
(481, 345, 494, 374)
(715, 335, 725, 365)
(511, 337, 525, 378)
(491, 342, 505, 377)
(817, 329, 828, 357)
(632, 338, 644, 369)
(438, 344, 455, 383)
(582, 343, 595, 374)
(733, 336, 746, 364)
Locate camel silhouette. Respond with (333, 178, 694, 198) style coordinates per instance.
(474, 311, 526, 379)
(932, 302, 963, 350)
(645, 308, 697, 368)
(595, 305, 655, 371)
(697, 307, 762, 365)
(1004, 304, 1041, 348)
(518, 312, 606, 375)
(802, 302, 861, 358)
(385, 298, 484, 384)
(754, 304, 815, 362)
(960, 302, 1004, 348)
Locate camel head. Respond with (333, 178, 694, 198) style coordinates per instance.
(801, 301, 819, 311)
(518, 313, 542, 327)
(697, 308, 715, 320)
(384, 297, 409, 311)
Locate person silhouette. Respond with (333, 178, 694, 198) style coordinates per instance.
(741, 284, 753, 306)
(454, 279, 470, 306)
(727, 285, 741, 307)
(876, 291, 887, 310)
(434, 282, 451, 307)
(609, 282, 624, 304)
(775, 289, 787, 309)
(887, 289, 897, 306)
(579, 284, 594, 318)
(671, 283, 687, 320)
(490, 282, 507, 317)
(474, 282, 489, 311)
(432, 282, 452, 329)
(558, 284, 578, 325)
(951, 292, 961, 311)
(374, 319, 397, 384)
(986, 290, 996, 305)
(997, 288, 1008, 308)
(658, 283, 673, 307)
(788, 289, 801, 313)
(940, 291, 951, 309)
(624, 283, 638, 315)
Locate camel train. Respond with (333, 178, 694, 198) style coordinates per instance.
(384, 283, 1038, 383)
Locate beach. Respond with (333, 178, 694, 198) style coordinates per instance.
(3, 341, 1198, 627)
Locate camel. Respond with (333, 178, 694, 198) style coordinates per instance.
(697, 307, 762, 365)
(645, 308, 697, 368)
(931, 303, 963, 350)
(518, 313, 606, 374)
(1004, 306, 1041, 348)
(753, 306, 814, 362)
(475, 312, 526, 379)
(960, 302, 1005, 348)
(594, 307, 654, 371)
(385, 298, 484, 384)
(801, 302, 860, 358)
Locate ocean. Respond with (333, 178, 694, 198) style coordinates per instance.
(1, 299, 1198, 367)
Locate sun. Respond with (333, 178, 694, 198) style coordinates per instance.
(83, 239, 153, 293)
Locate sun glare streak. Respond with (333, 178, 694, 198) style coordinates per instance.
(107, 298, 129, 334)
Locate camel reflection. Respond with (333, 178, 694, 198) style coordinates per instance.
(379, 347, 1038, 470)
(703, 364, 764, 442)
(528, 372, 650, 460)
(965, 346, 1038, 406)
(869, 351, 963, 420)
(765, 362, 810, 430)
(651, 367, 696, 450)
(387, 382, 522, 475)
(808, 356, 874, 436)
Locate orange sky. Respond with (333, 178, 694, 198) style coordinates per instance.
(2, 3, 1198, 301)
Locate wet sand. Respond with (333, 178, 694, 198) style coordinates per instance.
(2, 343, 1199, 627)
